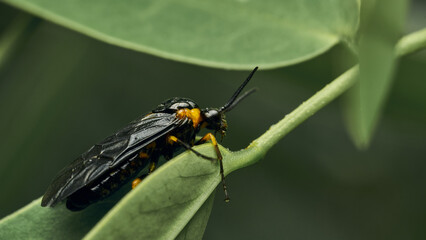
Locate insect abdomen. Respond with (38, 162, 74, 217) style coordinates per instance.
(66, 154, 150, 211)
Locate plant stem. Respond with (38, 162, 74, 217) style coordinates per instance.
(249, 66, 359, 152)
(396, 28, 426, 57)
(233, 28, 426, 169)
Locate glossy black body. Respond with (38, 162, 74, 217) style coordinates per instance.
(41, 98, 202, 211)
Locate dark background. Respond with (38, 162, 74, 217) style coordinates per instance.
(0, 2, 425, 239)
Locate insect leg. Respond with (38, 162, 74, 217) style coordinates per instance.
(131, 151, 158, 189)
(195, 133, 222, 161)
(195, 133, 230, 202)
(167, 136, 216, 161)
(132, 174, 147, 189)
(146, 157, 159, 174)
(167, 135, 230, 201)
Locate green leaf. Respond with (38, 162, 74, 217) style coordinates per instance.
(175, 193, 215, 240)
(83, 145, 258, 240)
(3, 0, 359, 69)
(0, 13, 39, 70)
(0, 198, 113, 240)
(0, 145, 254, 240)
(343, 0, 408, 149)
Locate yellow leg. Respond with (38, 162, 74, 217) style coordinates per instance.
(132, 178, 142, 189)
(197, 133, 223, 161)
(149, 162, 156, 173)
(167, 135, 216, 161)
(197, 133, 229, 202)
(168, 134, 230, 202)
(132, 161, 157, 189)
(132, 151, 156, 189)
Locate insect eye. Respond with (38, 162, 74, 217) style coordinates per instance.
(204, 109, 219, 120)
(203, 109, 224, 130)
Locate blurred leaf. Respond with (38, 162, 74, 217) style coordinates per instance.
(0, 13, 39, 70)
(3, 0, 359, 69)
(343, 0, 408, 149)
(0, 24, 89, 201)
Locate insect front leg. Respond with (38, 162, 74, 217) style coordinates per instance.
(195, 133, 223, 161)
(168, 134, 230, 202)
(195, 133, 229, 202)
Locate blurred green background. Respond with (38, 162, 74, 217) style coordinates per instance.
(1, 1, 426, 239)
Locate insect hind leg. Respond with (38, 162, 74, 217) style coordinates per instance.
(132, 152, 159, 189)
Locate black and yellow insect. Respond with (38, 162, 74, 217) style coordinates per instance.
(41, 67, 258, 211)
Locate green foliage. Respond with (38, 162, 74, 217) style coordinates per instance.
(0, 145, 256, 239)
(0, 0, 425, 239)
(0, 146, 223, 240)
(175, 193, 215, 240)
(2, 0, 359, 69)
(344, 0, 408, 148)
(84, 145, 227, 240)
(0, 198, 108, 239)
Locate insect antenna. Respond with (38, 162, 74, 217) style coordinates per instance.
(220, 66, 258, 113)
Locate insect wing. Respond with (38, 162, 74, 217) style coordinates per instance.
(41, 112, 184, 207)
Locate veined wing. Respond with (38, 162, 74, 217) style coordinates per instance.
(41, 112, 185, 207)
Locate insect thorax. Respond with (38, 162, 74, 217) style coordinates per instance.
(152, 97, 199, 113)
